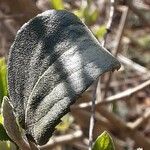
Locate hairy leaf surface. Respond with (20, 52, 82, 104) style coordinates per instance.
(8, 10, 120, 145)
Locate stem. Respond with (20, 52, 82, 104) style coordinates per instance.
(88, 80, 98, 150)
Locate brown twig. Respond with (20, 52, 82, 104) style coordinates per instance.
(73, 141, 88, 150)
(105, 79, 150, 102)
(88, 0, 116, 149)
(39, 129, 83, 150)
(102, 6, 129, 100)
(126, 0, 150, 26)
(128, 109, 150, 130)
(88, 80, 98, 150)
(72, 109, 113, 131)
(72, 79, 150, 109)
(113, 6, 129, 56)
(14, 139, 31, 150)
(118, 54, 150, 74)
(102, 0, 115, 47)
(27, 139, 39, 150)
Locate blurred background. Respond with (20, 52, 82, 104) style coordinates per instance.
(0, 0, 150, 150)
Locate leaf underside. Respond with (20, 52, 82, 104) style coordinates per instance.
(8, 10, 120, 145)
(1, 97, 24, 146)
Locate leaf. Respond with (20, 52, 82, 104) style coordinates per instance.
(8, 10, 120, 145)
(50, 0, 64, 10)
(83, 7, 99, 25)
(0, 115, 10, 141)
(0, 57, 8, 105)
(56, 114, 74, 133)
(90, 10, 99, 23)
(92, 131, 115, 150)
(92, 25, 107, 39)
(1, 97, 27, 149)
(137, 35, 150, 49)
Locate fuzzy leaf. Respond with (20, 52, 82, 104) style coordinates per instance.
(50, 0, 64, 10)
(1, 97, 24, 146)
(92, 131, 115, 150)
(8, 10, 120, 145)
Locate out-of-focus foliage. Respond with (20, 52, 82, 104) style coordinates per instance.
(74, 6, 99, 25)
(56, 114, 74, 133)
(92, 131, 115, 150)
(50, 0, 64, 10)
(136, 35, 150, 49)
(73, 0, 99, 25)
(92, 25, 107, 39)
(73, 1, 106, 40)
(0, 58, 8, 106)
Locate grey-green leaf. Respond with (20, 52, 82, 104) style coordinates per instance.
(92, 131, 115, 150)
(1, 97, 30, 150)
(8, 10, 120, 145)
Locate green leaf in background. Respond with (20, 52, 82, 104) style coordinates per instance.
(92, 25, 107, 39)
(92, 131, 115, 150)
(56, 114, 74, 133)
(73, 0, 99, 25)
(0, 57, 8, 105)
(137, 35, 150, 49)
(83, 7, 99, 25)
(50, 0, 64, 10)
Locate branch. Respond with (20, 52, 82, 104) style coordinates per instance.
(102, 0, 115, 47)
(128, 109, 150, 130)
(105, 79, 150, 102)
(73, 141, 88, 150)
(88, 0, 116, 149)
(72, 79, 150, 109)
(126, 0, 150, 26)
(71, 109, 113, 131)
(39, 129, 83, 150)
(88, 80, 98, 150)
(118, 54, 150, 75)
(27, 140, 39, 150)
(102, 6, 129, 99)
